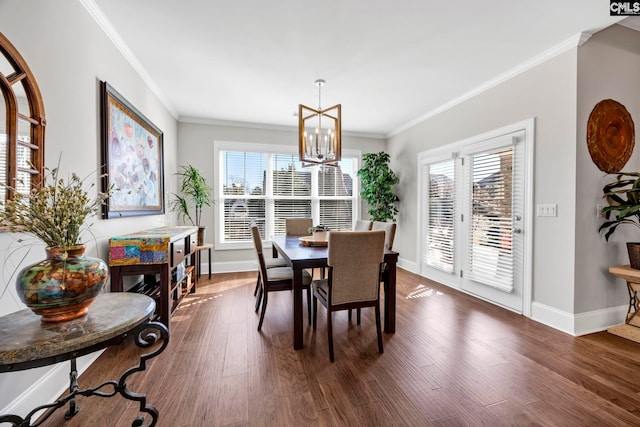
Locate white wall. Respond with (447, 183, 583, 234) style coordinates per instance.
(0, 0, 178, 416)
(388, 48, 580, 318)
(177, 121, 386, 270)
(575, 24, 640, 314)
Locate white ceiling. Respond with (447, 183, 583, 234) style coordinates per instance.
(86, 0, 625, 138)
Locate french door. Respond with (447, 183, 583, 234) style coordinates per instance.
(419, 121, 531, 314)
(459, 132, 525, 312)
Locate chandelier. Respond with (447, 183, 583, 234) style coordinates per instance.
(298, 79, 341, 167)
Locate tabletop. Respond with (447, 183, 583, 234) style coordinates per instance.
(0, 293, 155, 368)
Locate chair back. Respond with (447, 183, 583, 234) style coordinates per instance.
(327, 230, 385, 305)
(286, 218, 313, 235)
(251, 225, 268, 281)
(353, 219, 372, 231)
(372, 221, 396, 250)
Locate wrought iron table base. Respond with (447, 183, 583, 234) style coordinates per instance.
(0, 321, 169, 427)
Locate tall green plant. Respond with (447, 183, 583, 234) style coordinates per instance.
(357, 151, 399, 222)
(170, 165, 213, 227)
(600, 171, 640, 241)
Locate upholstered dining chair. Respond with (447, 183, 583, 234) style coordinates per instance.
(250, 223, 288, 306)
(286, 217, 322, 278)
(353, 219, 372, 231)
(251, 225, 312, 331)
(285, 217, 313, 236)
(371, 221, 396, 250)
(312, 230, 386, 362)
(350, 221, 397, 324)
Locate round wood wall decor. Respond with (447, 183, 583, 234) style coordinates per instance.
(587, 99, 635, 173)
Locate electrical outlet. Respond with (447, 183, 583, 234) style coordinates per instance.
(536, 204, 557, 217)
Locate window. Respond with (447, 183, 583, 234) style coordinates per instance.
(214, 142, 359, 249)
(0, 33, 45, 205)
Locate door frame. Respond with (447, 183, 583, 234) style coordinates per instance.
(417, 118, 534, 317)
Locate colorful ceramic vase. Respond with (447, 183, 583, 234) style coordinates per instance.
(16, 245, 108, 322)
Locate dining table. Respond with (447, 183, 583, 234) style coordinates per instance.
(271, 235, 399, 350)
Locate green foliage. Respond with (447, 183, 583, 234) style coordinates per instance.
(600, 171, 640, 241)
(170, 165, 213, 227)
(357, 152, 399, 222)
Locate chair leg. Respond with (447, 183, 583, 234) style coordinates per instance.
(253, 274, 260, 296)
(306, 288, 312, 325)
(257, 290, 268, 331)
(375, 302, 383, 354)
(328, 309, 334, 362)
(357, 308, 361, 325)
(254, 284, 263, 312)
(312, 295, 318, 330)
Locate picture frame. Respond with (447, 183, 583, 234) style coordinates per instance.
(100, 81, 165, 218)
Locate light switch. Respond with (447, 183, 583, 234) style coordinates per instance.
(536, 204, 557, 217)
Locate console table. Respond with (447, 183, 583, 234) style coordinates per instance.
(608, 265, 640, 343)
(0, 293, 168, 427)
(109, 226, 198, 333)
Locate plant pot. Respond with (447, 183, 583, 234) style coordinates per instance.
(15, 245, 108, 322)
(197, 226, 207, 246)
(627, 242, 640, 270)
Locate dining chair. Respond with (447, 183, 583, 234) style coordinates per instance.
(311, 230, 386, 362)
(250, 223, 288, 306)
(371, 221, 396, 250)
(285, 217, 313, 236)
(350, 221, 397, 324)
(286, 217, 322, 278)
(251, 225, 312, 331)
(353, 219, 372, 231)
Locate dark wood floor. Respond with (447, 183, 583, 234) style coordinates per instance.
(42, 268, 640, 426)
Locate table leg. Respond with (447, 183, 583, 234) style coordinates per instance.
(197, 250, 202, 279)
(626, 280, 640, 324)
(293, 267, 304, 349)
(208, 247, 212, 279)
(384, 260, 397, 333)
(64, 358, 79, 419)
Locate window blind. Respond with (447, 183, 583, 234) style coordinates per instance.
(467, 147, 516, 292)
(218, 147, 357, 245)
(425, 159, 455, 273)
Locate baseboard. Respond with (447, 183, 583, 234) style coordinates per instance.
(531, 302, 575, 335)
(573, 304, 627, 336)
(213, 258, 418, 275)
(211, 260, 256, 274)
(530, 302, 627, 336)
(0, 351, 103, 420)
(397, 257, 417, 274)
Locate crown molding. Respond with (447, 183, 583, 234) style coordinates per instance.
(179, 116, 386, 140)
(79, 0, 178, 119)
(387, 31, 594, 138)
(618, 16, 640, 32)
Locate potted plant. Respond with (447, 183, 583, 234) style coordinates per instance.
(357, 151, 400, 222)
(600, 171, 640, 268)
(170, 165, 213, 245)
(308, 224, 330, 241)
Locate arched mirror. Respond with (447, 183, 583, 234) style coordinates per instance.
(0, 32, 45, 204)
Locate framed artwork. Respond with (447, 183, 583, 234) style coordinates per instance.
(100, 81, 165, 218)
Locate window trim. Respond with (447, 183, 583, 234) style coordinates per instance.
(213, 140, 361, 250)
